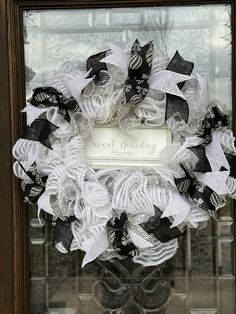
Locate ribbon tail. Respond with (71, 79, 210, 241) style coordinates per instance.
(67, 70, 94, 103)
(81, 231, 109, 267)
(100, 43, 129, 74)
(165, 94, 189, 123)
(23, 118, 58, 149)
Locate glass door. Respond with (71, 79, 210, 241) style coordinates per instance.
(23, 4, 234, 313)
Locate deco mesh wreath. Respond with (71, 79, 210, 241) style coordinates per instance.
(13, 39, 236, 267)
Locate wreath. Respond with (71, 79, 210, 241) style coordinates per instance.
(13, 39, 236, 267)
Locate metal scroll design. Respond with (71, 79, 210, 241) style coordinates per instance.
(93, 258, 171, 313)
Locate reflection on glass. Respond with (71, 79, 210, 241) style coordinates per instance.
(24, 5, 234, 314)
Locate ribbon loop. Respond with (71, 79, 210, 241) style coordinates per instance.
(175, 165, 225, 217)
(28, 86, 78, 122)
(22, 118, 58, 149)
(121, 39, 154, 106)
(140, 206, 184, 243)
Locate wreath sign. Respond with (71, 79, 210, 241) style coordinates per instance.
(13, 39, 236, 267)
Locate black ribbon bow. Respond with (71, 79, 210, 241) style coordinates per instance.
(121, 39, 154, 106)
(23, 118, 58, 149)
(52, 216, 76, 252)
(140, 206, 184, 243)
(165, 51, 194, 123)
(19, 162, 47, 205)
(175, 165, 225, 217)
(87, 50, 110, 86)
(196, 105, 229, 145)
(107, 212, 138, 257)
(28, 86, 78, 122)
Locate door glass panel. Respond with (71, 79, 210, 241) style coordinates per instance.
(24, 4, 234, 313)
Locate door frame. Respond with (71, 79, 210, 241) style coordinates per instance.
(0, 0, 235, 313)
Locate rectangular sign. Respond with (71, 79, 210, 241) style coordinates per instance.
(85, 125, 172, 169)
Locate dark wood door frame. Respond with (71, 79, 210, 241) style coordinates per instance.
(0, 0, 235, 313)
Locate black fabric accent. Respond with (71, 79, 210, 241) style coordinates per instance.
(86, 50, 110, 85)
(165, 51, 194, 123)
(19, 162, 47, 205)
(211, 106, 229, 127)
(175, 165, 225, 216)
(174, 164, 197, 194)
(23, 118, 58, 149)
(107, 212, 138, 257)
(188, 145, 212, 173)
(191, 183, 218, 212)
(121, 39, 153, 106)
(28, 86, 78, 122)
(23, 183, 45, 205)
(166, 50, 194, 89)
(165, 94, 189, 123)
(196, 106, 229, 145)
(52, 216, 76, 252)
(141, 206, 184, 243)
(225, 153, 236, 176)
